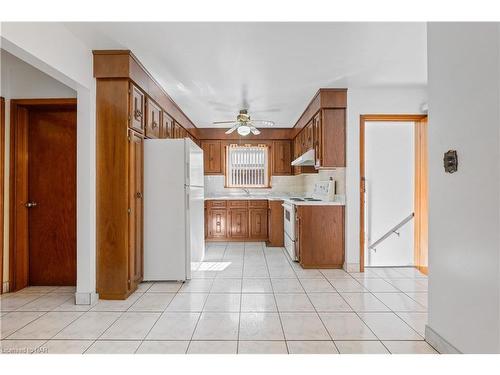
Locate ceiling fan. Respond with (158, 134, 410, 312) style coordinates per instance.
(213, 109, 275, 136)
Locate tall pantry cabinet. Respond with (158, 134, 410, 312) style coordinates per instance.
(94, 50, 198, 299)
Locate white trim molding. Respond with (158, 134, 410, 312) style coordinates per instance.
(75, 292, 99, 306)
(425, 325, 461, 354)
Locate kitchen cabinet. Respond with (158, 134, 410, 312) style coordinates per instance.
(228, 208, 249, 239)
(129, 83, 145, 134)
(249, 207, 268, 240)
(128, 130, 144, 285)
(208, 208, 227, 239)
(295, 205, 344, 268)
(267, 200, 284, 247)
(205, 199, 271, 241)
(161, 111, 174, 138)
(94, 50, 199, 299)
(145, 98, 161, 139)
(201, 141, 223, 174)
(272, 140, 292, 175)
(318, 108, 345, 167)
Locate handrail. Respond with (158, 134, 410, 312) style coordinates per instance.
(368, 212, 414, 251)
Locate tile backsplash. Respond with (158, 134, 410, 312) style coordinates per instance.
(204, 168, 345, 196)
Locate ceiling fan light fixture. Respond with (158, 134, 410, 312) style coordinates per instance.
(237, 125, 251, 136)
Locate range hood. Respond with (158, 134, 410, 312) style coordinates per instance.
(291, 148, 315, 166)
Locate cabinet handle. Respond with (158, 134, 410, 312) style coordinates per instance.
(134, 110, 143, 119)
(152, 121, 158, 129)
(136, 192, 143, 199)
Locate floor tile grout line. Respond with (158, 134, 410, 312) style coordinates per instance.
(2, 310, 52, 339)
(263, 244, 289, 354)
(236, 242, 245, 354)
(292, 260, 340, 354)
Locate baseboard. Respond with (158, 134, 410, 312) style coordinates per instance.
(75, 291, 99, 305)
(425, 325, 461, 354)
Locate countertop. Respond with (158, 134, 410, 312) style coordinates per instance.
(204, 194, 346, 206)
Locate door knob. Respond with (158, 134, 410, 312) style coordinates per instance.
(25, 201, 38, 208)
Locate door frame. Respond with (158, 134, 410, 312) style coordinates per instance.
(9, 98, 77, 291)
(359, 114, 428, 273)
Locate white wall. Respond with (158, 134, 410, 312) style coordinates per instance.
(364, 121, 414, 267)
(345, 88, 427, 270)
(1, 23, 97, 304)
(426, 22, 500, 353)
(1, 50, 77, 290)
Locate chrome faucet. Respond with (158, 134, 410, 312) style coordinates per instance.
(241, 188, 250, 196)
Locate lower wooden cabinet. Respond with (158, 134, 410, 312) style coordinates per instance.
(228, 208, 249, 239)
(207, 208, 227, 239)
(267, 200, 284, 247)
(296, 205, 344, 268)
(205, 200, 269, 241)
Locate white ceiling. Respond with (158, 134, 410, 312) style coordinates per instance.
(65, 22, 427, 128)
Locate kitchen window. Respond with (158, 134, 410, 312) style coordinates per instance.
(225, 144, 270, 188)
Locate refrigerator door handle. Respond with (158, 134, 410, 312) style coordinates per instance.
(186, 190, 190, 210)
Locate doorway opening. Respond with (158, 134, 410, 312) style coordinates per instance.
(9, 98, 77, 291)
(360, 114, 428, 274)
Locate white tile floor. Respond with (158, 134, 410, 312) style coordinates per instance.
(0, 242, 437, 354)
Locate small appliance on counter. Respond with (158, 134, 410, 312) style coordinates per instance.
(143, 138, 205, 281)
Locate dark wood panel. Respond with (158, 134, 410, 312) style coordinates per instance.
(267, 200, 284, 247)
(197, 128, 292, 140)
(297, 206, 344, 268)
(28, 108, 77, 285)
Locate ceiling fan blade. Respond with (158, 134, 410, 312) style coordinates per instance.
(251, 120, 275, 126)
(249, 126, 261, 135)
(225, 124, 240, 134)
(213, 121, 237, 124)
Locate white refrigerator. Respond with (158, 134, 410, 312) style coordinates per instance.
(144, 138, 205, 281)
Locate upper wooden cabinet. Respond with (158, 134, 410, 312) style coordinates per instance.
(201, 141, 222, 174)
(129, 83, 145, 133)
(145, 98, 161, 139)
(161, 111, 174, 139)
(291, 89, 346, 170)
(272, 140, 292, 175)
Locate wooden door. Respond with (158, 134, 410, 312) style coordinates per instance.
(28, 107, 77, 285)
(272, 141, 291, 175)
(208, 209, 227, 239)
(145, 98, 161, 139)
(249, 208, 268, 240)
(129, 83, 145, 133)
(228, 208, 248, 239)
(161, 111, 173, 139)
(128, 131, 144, 287)
(202, 141, 222, 174)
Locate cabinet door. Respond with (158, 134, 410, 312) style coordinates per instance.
(208, 209, 227, 239)
(161, 111, 174, 139)
(173, 122, 181, 138)
(129, 83, 145, 133)
(267, 200, 284, 247)
(145, 98, 161, 139)
(201, 141, 222, 174)
(272, 141, 291, 175)
(313, 112, 322, 168)
(228, 208, 248, 239)
(128, 130, 144, 287)
(249, 208, 268, 240)
(305, 121, 314, 150)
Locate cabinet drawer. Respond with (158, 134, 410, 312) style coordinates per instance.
(248, 200, 268, 208)
(228, 200, 248, 208)
(207, 200, 227, 208)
